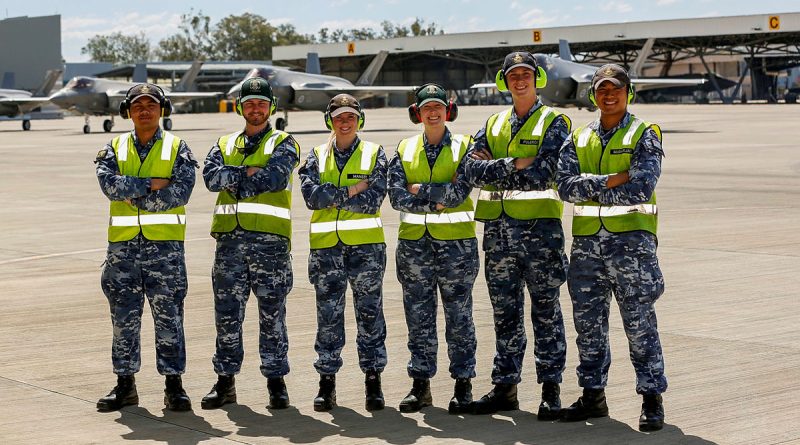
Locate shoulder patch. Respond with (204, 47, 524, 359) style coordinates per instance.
(96, 149, 108, 159)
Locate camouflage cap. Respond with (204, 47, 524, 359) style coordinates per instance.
(501, 51, 537, 75)
(415, 83, 447, 107)
(592, 64, 631, 90)
(327, 93, 361, 117)
(127, 83, 165, 104)
(240, 76, 273, 103)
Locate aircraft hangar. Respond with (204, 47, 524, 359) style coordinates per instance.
(272, 12, 800, 103)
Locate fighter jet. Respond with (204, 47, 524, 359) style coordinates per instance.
(49, 61, 220, 134)
(0, 69, 62, 131)
(227, 51, 415, 130)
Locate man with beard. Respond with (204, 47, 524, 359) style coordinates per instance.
(200, 77, 300, 410)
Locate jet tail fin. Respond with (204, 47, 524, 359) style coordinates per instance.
(2, 72, 15, 89)
(173, 61, 204, 92)
(355, 50, 389, 86)
(558, 39, 574, 61)
(306, 53, 321, 75)
(33, 69, 63, 96)
(132, 63, 148, 83)
(630, 38, 655, 78)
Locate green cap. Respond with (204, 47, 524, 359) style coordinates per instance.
(415, 83, 447, 107)
(239, 77, 273, 103)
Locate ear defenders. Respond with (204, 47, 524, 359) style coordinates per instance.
(495, 65, 548, 92)
(119, 84, 172, 119)
(324, 108, 365, 130)
(235, 96, 277, 116)
(407, 83, 458, 124)
(588, 83, 636, 106)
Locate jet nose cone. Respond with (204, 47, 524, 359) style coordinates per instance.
(49, 88, 75, 107)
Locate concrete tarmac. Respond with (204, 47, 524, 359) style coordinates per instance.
(0, 104, 798, 445)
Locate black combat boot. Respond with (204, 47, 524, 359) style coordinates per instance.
(164, 375, 192, 411)
(201, 375, 236, 409)
(639, 394, 665, 432)
(314, 374, 336, 412)
(399, 378, 432, 413)
(471, 383, 518, 414)
(560, 388, 608, 421)
(267, 377, 289, 409)
(447, 378, 472, 414)
(364, 371, 385, 411)
(97, 375, 139, 412)
(537, 381, 561, 421)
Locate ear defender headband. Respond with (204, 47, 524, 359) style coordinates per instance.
(407, 83, 459, 124)
(119, 84, 172, 119)
(324, 101, 365, 130)
(588, 83, 636, 106)
(495, 65, 548, 92)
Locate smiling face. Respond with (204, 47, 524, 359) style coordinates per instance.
(332, 111, 358, 139)
(505, 66, 537, 101)
(130, 96, 161, 133)
(420, 101, 446, 130)
(594, 80, 628, 117)
(241, 98, 271, 127)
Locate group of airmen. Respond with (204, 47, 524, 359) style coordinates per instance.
(94, 50, 667, 433)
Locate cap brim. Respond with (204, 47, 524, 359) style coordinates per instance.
(504, 63, 536, 75)
(593, 78, 624, 90)
(240, 94, 271, 103)
(330, 106, 359, 117)
(417, 98, 447, 108)
(131, 93, 160, 104)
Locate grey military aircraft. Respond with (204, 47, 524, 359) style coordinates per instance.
(227, 51, 415, 130)
(49, 61, 219, 134)
(0, 69, 63, 131)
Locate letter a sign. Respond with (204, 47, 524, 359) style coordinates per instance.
(347, 42, 356, 54)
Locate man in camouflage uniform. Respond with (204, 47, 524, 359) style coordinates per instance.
(388, 83, 478, 414)
(557, 64, 667, 432)
(95, 83, 196, 412)
(201, 77, 299, 410)
(462, 51, 570, 420)
(298, 94, 388, 412)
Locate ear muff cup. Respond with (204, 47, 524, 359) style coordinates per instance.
(325, 110, 365, 130)
(588, 84, 636, 106)
(407, 104, 421, 124)
(119, 84, 171, 119)
(495, 66, 548, 92)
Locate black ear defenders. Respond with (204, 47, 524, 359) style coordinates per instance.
(495, 65, 548, 91)
(407, 83, 458, 124)
(588, 83, 636, 106)
(235, 95, 277, 116)
(119, 84, 172, 119)
(324, 106, 365, 130)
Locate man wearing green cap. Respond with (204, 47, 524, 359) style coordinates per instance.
(388, 83, 478, 414)
(201, 77, 300, 410)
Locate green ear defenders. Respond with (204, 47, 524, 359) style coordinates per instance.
(495, 65, 548, 92)
(324, 95, 365, 130)
(119, 84, 172, 119)
(588, 83, 636, 106)
(325, 109, 365, 130)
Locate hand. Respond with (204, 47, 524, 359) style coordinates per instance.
(407, 183, 421, 195)
(246, 166, 262, 177)
(434, 203, 445, 211)
(513, 156, 535, 171)
(150, 178, 171, 191)
(470, 148, 493, 161)
(606, 171, 630, 188)
(348, 180, 369, 197)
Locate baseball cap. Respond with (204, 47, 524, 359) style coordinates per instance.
(239, 77, 273, 103)
(502, 51, 537, 75)
(592, 64, 631, 90)
(127, 83, 165, 104)
(327, 94, 361, 117)
(415, 83, 448, 107)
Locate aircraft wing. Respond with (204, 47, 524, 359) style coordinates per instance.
(631, 78, 707, 92)
(107, 91, 221, 105)
(470, 82, 496, 89)
(0, 97, 52, 114)
(292, 83, 415, 93)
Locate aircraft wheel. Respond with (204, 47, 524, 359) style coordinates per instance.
(163, 118, 172, 131)
(103, 119, 113, 132)
(275, 118, 286, 130)
(22, 120, 31, 131)
(83, 125, 91, 134)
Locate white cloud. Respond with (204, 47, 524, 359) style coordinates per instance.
(518, 8, 560, 27)
(510, 1, 521, 10)
(599, 1, 632, 13)
(656, 0, 679, 5)
(318, 18, 383, 31)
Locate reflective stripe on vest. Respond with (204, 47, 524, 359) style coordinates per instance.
(309, 141, 385, 249)
(211, 129, 296, 237)
(396, 134, 476, 241)
(571, 115, 660, 236)
(108, 131, 186, 242)
(475, 106, 566, 221)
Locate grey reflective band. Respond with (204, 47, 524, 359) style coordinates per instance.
(160, 131, 174, 160)
(573, 204, 657, 217)
(531, 108, 551, 137)
(400, 211, 475, 225)
(224, 131, 243, 156)
(214, 203, 291, 219)
(577, 127, 593, 148)
(478, 189, 560, 201)
(401, 135, 421, 162)
(263, 133, 280, 155)
(310, 217, 383, 233)
(450, 135, 464, 162)
(117, 133, 131, 161)
(623, 119, 644, 146)
(360, 142, 378, 170)
(110, 214, 186, 226)
(491, 109, 511, 137)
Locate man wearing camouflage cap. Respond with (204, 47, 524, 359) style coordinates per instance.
(556, 63, 667, 431)
(95, 83, 197, 412)
(462, 51, 571, 420)
(201, 77, 300, 410)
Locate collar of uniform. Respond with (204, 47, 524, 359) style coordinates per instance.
(510, 98, 543, 127)
(592, 111, 631, 138)
(422, 127, 452, 151)
(242, 124, 272, 148)
(132, 127, 163, 151)
(333, 135, 360, 155)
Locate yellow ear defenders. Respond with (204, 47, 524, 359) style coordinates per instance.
(235, 96, 277, 116)
(324, 107, 365, 130)
(588, 83, 636, 106)
(495, 65, 548, 92)
(119, 84, 172, 119)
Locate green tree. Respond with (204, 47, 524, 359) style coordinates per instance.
(81, 31, 150, 63)
(155, 9, 214, 61)
(212, 13, 275, 60)
(409, 18, 443, 36)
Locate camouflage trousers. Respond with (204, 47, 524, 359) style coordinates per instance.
(308, 243, 387, 375)
(396, 236, 479, 380)
(100, 238, 187, 376)
(568, 228, 667, 395)
(212, 232, 292, 378)
(483, 219, 568, 384)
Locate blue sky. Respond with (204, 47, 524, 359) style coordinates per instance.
(4, 0, 798, 62)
